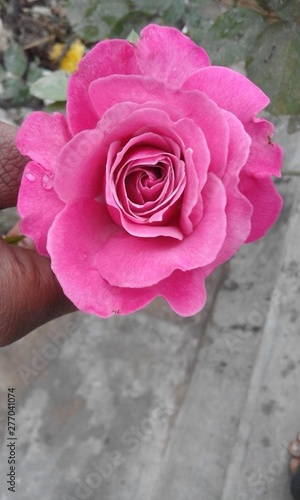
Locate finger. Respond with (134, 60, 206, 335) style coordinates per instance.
(0, 122, 28, 209)
(289, 440, 300, 459)
(0, 237, 76, 347)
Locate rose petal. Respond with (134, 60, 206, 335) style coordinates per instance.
(90, 76, 228, 176)
(48, 199, 208, 317)
(222, 110, 251, 178)
(18, 161, 65, 256)
(171, 119, 210, 232)
(89, 75, 172, 119)
(67, 40, 141, 134)
(98, 108, 211, 238)
(204, 186, 253, 277)
(243, 118, 283, 177)
(106, 134, 187, 239)
(137, 24, 210, 88)
(54, 129, 106, 202)
(182, 66, 270, 121)
(203, 111, 252, 270)
(96, 173, 227, 287)
(155, 268, 207, 316)
(48, 199, 122, 314)
(239, 173, 283, 242)
(16, 112, 71, 172)
(48, 199, 158, 316)
(117, 156, 184, 219)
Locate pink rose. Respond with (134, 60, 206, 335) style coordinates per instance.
(16, 24, 283, 317)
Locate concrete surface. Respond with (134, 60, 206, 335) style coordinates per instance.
(0, 113, 300, 500)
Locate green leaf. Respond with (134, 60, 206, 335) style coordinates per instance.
(183, 0, 219, 45)
(83, 25, 100, 41)
(110, 11, 155, 39)
(85, 6, 95, 17)
(0, 76, 30, 105)
(259, 0, 300, 20)
(131, 0, 171, 15)
(246, 22, 300, 115)
(65, 0, 128, 41)
(127, 29, 140, 44)
(268, 0, 291, 7)
(162, 0, 186, 25)
(26, 60, 43, 84)
(255, 0, 271, 11)
(202, 8, 265, 66)
(30, 71, 69, 102)
(3, 41, 28, 77)
(266, 0, 291, 11)
(1, 77, 22, 100)
(183, 19, 210, 45)
(45, 102, 67, 114)
(269, 0, 300, 21)
(4, 235, 25, 245)
(0, 64, 5, 81)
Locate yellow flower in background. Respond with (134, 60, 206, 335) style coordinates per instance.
(49, 39, 85, 73)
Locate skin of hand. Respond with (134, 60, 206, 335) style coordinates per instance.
(0, 121, 76, 347)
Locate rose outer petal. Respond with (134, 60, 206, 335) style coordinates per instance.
(16, 112, 71, 173)
(243, 118, 283, 178)
(48, 199, 126, 316)
(18, 161, 65, 256)
(48, 199, 208, 317)
(153, 268, 207, 316)
(137, 24, 210, 88)
(222, 110, 251, 177)
(239, 173, 283, 243)
(203, 111, 252, 271)
(96, 173, 227, 288)
(182, 66, 270, 121)
(67, 40, 141, 134)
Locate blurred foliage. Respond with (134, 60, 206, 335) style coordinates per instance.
(246, 21, 300, 115)
(30, 70, 68, 102)
(62, 0, 300, 122)
(1, 0, 299, 128)
(199, 8, 265, 66)
(0, 41, 33, 106)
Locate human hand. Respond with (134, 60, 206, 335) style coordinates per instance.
(0, 122, 75, 347)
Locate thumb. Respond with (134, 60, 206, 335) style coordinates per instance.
(0, 237, 76, 347)
(0, 122, 28, 209)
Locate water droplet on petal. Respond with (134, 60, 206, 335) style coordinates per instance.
(25, 172, 36, 182)
(42, 175, 53, 190)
